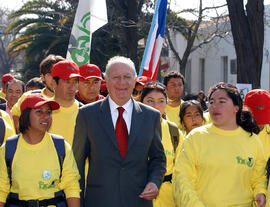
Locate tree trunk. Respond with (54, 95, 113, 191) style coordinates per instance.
(126, 0, 139, 69)
(226, 0, 264, 88)
(112, 0, 140, 70)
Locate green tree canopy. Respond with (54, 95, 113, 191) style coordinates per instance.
(7, 0, 78, 81)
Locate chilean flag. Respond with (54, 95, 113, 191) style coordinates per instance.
(139, 0, 167, 80)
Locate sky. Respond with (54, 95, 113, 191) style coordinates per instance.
(2, 0, 270, 11)
(1, 0, 270, 17)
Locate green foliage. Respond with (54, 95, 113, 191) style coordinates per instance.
(7, 0, 192, 80)
(7, 0, 77, 81)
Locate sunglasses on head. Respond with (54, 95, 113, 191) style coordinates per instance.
(144, 81, 166, 88)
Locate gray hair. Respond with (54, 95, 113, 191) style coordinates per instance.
(6, 79, 25, 93)
(105, 56, 137, 79)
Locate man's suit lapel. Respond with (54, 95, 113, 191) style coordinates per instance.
(127, 100, 144, 152)
(99, 97, 119, 149)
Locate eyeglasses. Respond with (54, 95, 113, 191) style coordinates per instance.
(144, 81, 166, 88)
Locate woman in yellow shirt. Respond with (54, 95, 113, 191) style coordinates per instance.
(173, 83, 266, 207)
(140, 82, 184, 207)
(179, 100, 205, 136)
(0, 94, 80, 207)
(243, 90, 270, 207)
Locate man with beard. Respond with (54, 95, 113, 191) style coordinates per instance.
(163, 71, 185, 129)
(11, 55, 65, 133)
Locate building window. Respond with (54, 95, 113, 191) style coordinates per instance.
(230, 59, 237, 74)
(199, 58, 205, 91)
(221, 56, 228, 82)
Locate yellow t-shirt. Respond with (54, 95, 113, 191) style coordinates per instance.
(154, 119, 184, 207)
(0, 89, 5, 99)
(203, 111, 211, 124)
(0, 132, 80, 202)
(165, 103, 182, 129)
(258, 125, 270, 161)
(0, 110, 15, 143)
(173, 124, 266, 207)
(11, 88, 51, 117)
(161, 119, 183, 175)
(49, 101, 79, 146)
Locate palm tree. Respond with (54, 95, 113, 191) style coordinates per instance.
(7, 0, 78, 81)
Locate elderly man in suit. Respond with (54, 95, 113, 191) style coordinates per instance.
(72, 56, 166, 207)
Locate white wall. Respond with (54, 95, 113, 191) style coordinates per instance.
(168, 6, 270, 94)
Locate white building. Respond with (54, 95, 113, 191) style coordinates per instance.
(167, 5, 270, 94)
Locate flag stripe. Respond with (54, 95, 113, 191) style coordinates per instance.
(139, 0, 167, 80)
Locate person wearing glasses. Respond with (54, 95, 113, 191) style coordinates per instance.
(140, 82, 184, 207)
(173, 83, 266, 207)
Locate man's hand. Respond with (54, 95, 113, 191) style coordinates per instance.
(139, 182, 159, 200)
(254, 193, 266, 207)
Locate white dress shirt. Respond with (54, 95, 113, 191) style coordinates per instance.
(108, 96, 133, 134)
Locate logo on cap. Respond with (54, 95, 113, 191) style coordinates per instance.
(255, 105, 264, 110)
(67, 66, 75, 71)
(86, 69, 94, 73)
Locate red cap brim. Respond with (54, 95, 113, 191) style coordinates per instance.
(33, 100, 60, 111)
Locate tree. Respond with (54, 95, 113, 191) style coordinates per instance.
(7, 0, 155, 79)
(106, 0, 154, 69)
(166, 0, 228, 76)
(0, 8, 17, 76)
(6, 0, 78, 81)
(226, 0, 264, 88)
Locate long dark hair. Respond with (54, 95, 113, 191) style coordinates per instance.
(179, 100, 205, 125)
(208, 83, 260, 135)
(19, 108, 32, 134)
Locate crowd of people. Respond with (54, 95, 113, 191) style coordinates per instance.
(0, 54, 269, 207)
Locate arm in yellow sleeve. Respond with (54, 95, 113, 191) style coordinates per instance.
(58, 141, 81, 199)
(175, 129, 184, 158)
(0, 145, 11, 203)
(172, 135, 205, 207)
(251, 137, 267, 198)
(0, 110, 15, 142)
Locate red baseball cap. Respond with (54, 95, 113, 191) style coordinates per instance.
(20, 94, 60, 113)
(51, 61, 81, 80)
(244, 89, 270, 125)
(2, 73, 14, 84)
(136, 76, 152, 86)
(100, 79, 107, 93)
(79, 64, 102, 81)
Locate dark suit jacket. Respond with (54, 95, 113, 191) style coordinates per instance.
(0, 103, 6, 111)
(72, 97, 166, 207)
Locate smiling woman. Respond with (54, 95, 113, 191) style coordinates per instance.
(0, 94, 81, 207)
(173, 83, 266, 207)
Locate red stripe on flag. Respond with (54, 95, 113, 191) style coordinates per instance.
(141, 38, 158, 81)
